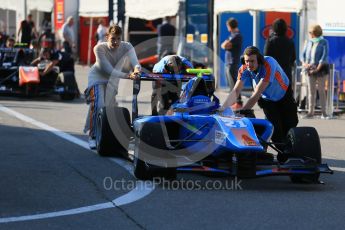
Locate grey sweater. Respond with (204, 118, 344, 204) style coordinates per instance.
(87, 41, 139, 88)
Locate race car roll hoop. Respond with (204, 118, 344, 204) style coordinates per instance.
(131, 68, 214, 120)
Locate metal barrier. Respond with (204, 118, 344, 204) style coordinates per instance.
(332, 67, 341, 113)
(293, 64, 341, 117)
(292, 65, 304, 101)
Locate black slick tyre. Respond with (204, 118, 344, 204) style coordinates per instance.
(133, 122, 176, 180)
(285, 127, 321, 183)
(96, 106, 131, 157)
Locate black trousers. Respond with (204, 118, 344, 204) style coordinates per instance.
(258, 87, 298, 148)
(63, 41, 72, 54)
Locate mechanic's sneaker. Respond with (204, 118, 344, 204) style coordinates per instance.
(231, 102, 243, 110)
(88, 137, 96, 149)
(321, 115, 330, 120)
(301, 113, 314, 119)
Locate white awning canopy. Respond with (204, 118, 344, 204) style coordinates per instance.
(0, 0, 17, 11)
(214, 0, 304, 14)
(125, 0, 180, 20)
(27, 0, 53, 12)
(79, 0, 109, 17)
(0, 0, 53, 12)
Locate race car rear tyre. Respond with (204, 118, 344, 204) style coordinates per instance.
(134, 122, 176, 180)
(285, 127, 321, 183)
(96, 106, 131, 157)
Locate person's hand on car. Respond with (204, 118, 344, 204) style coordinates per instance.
(128, 65, 141, 80)
(128, 71, 140, 80)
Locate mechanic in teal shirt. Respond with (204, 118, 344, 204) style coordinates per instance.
(223, 46, 298, 149)
(151, 55, 193, 115)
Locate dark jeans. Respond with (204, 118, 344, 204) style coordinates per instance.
(225, 64, 242, 103)
(258, 87, 298, 148)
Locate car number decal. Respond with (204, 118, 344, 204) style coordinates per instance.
(221, 118, 247, 128)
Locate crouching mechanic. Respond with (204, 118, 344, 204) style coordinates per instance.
(151, 55, 193, 115)
(31, 48, 59, 77)
(31, 47, 80, 93)
(84, 25, 140, 149)
(222, 46, 298, 150)
(31, 48, 74, 74)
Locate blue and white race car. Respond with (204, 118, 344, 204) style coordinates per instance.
(96, 69, 333, 184)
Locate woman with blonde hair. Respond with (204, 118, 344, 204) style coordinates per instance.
(302, 24, 329, 119)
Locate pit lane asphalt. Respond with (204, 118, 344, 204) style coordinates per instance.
(0, 65, 345, 229)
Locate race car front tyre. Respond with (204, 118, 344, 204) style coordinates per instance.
(133, 122, 176, 180)
(133, 154, 177, 181)
(96, 106, 131, 157)
(133, 151, 153, 180)
(285, 127, 321, 183)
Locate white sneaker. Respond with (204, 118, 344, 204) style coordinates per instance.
(321, 115, 330, 120)
(88, 137, 96, 149)
(301, 113, 314, 119)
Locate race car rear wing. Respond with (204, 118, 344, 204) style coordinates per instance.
(138, 72, 212, 81)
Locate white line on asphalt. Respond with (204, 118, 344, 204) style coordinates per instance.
(0, 202, 115, 224)
(0, 104, 90, 149)
(331, 167, 345, 172)
(0, 104, 155, 223)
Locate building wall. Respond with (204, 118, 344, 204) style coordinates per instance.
(0, 9, 17, 37)
(55, 0, 79, 50)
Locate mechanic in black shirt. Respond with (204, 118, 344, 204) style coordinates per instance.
(264, 18, 296, 81)
(17, 14, 37, 47)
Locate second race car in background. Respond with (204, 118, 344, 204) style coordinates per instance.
(0, 46, 78, 100)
